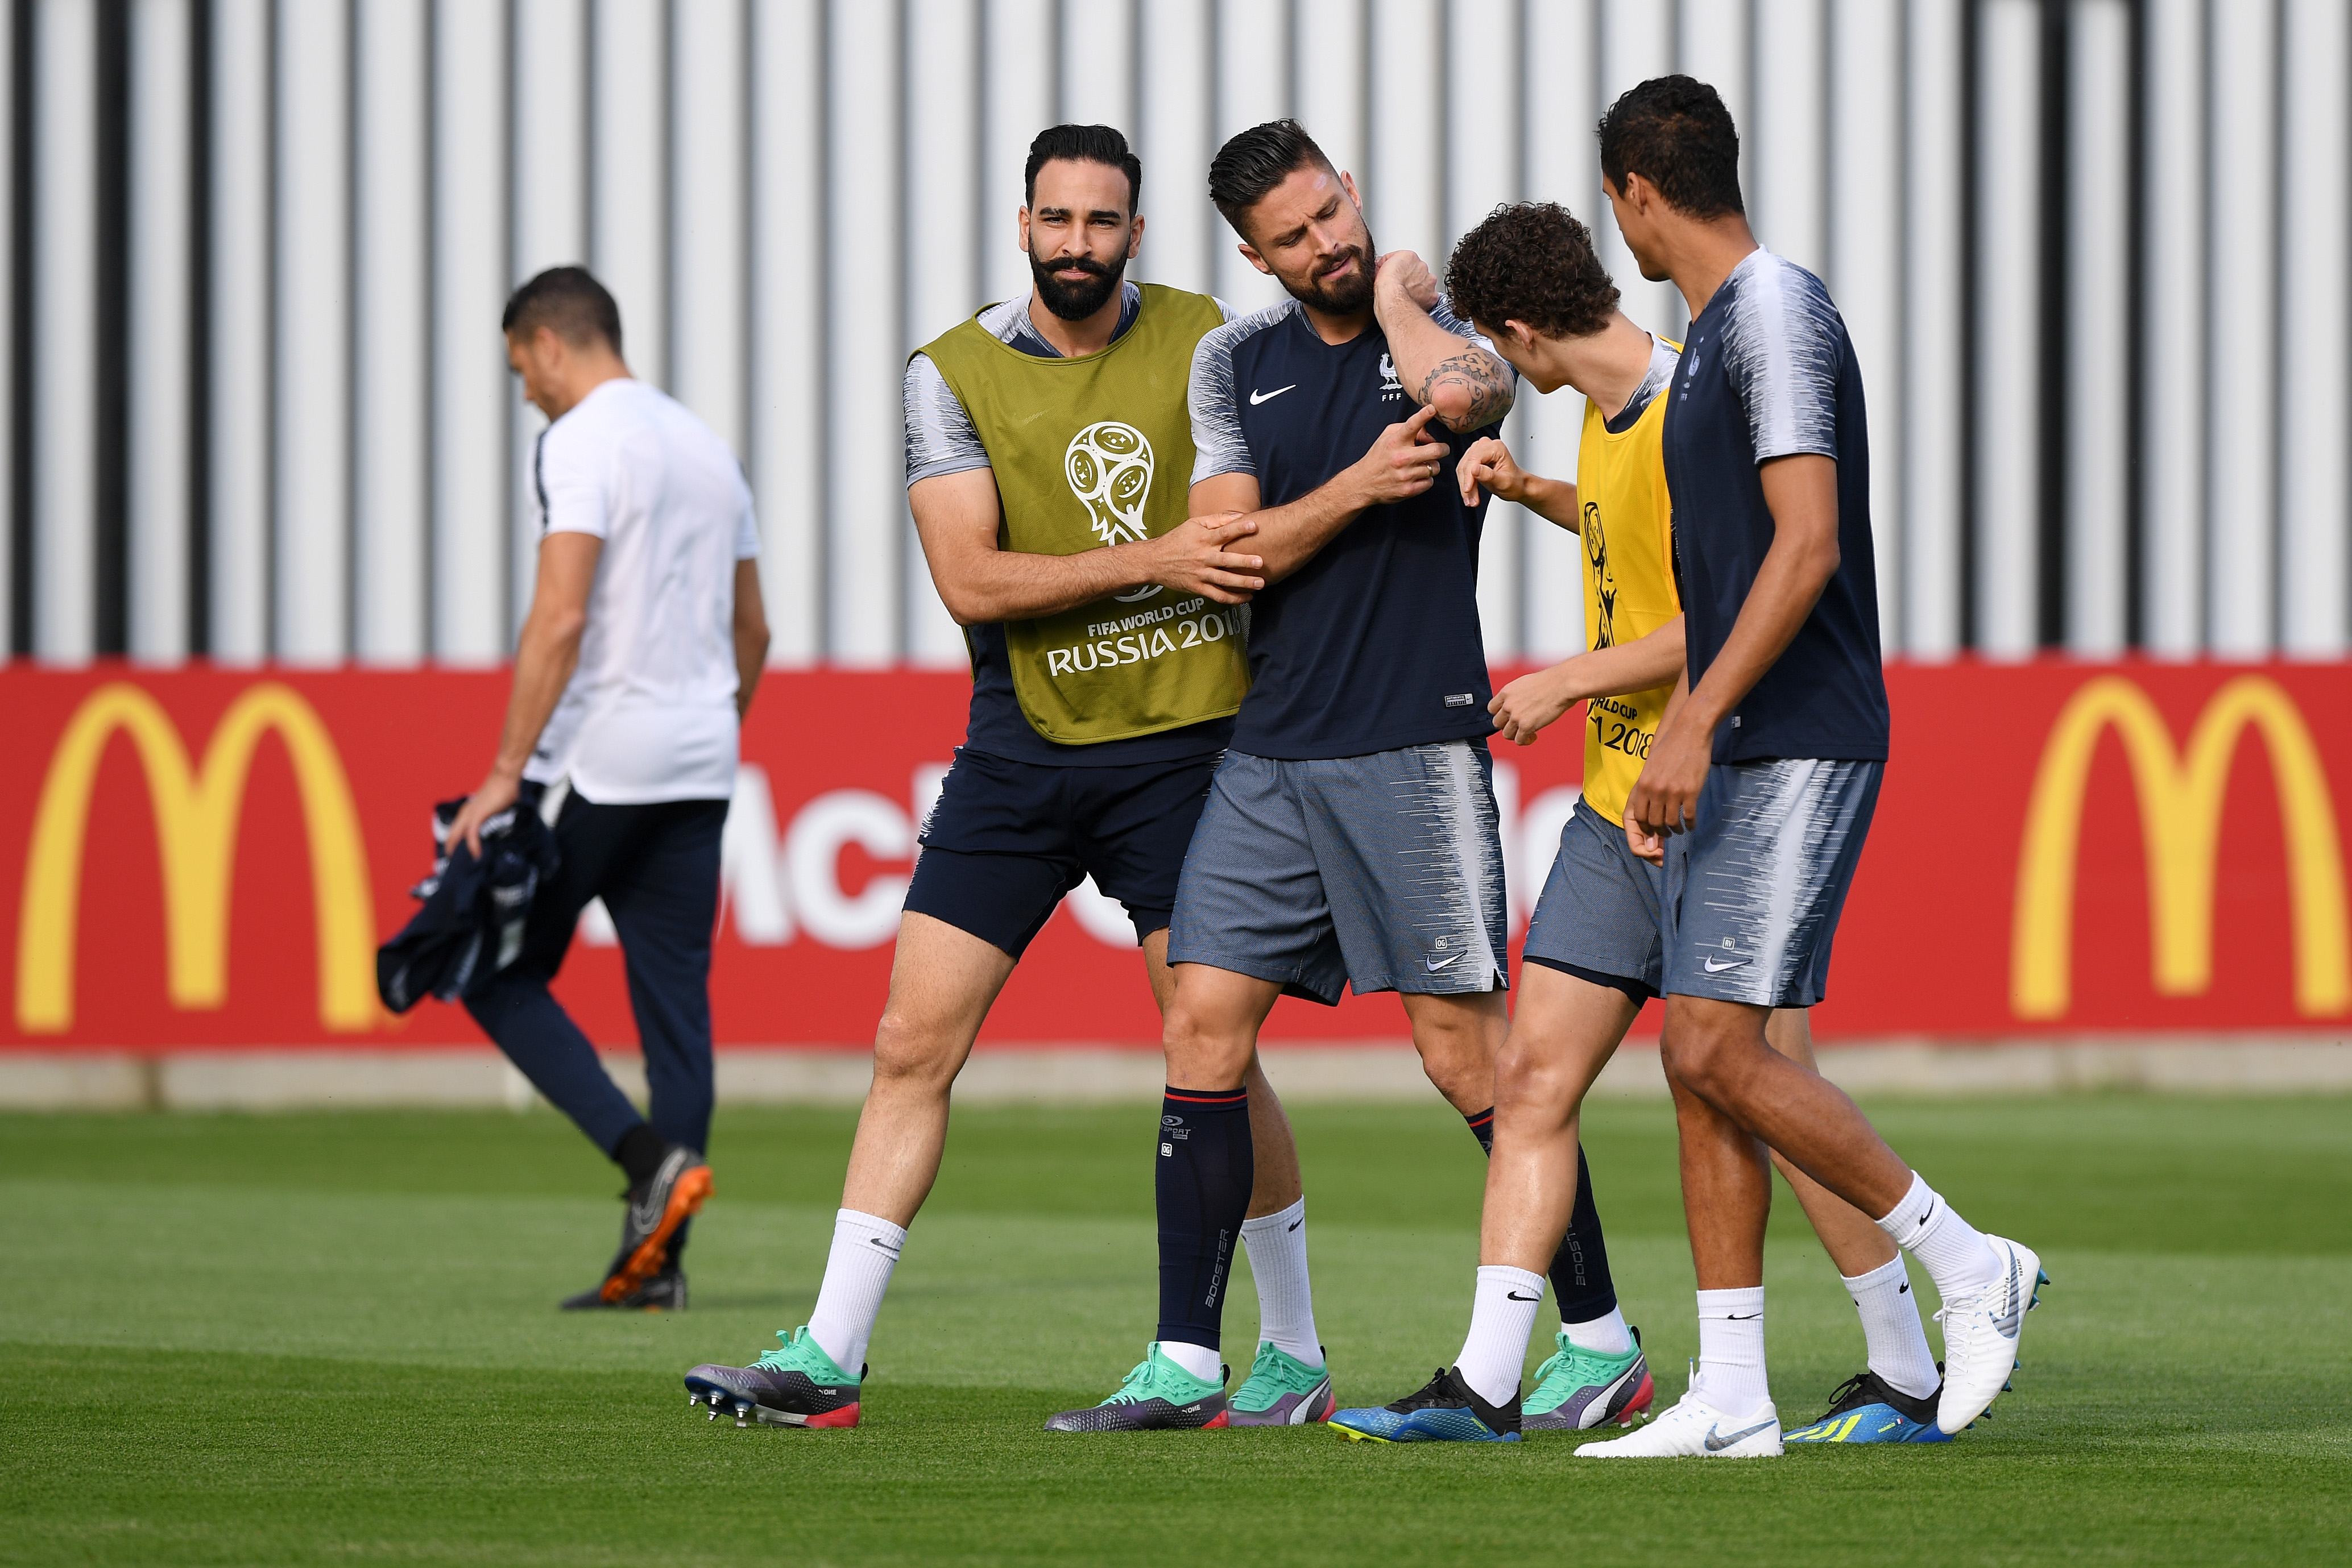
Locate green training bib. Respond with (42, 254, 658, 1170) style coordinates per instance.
(920, 284, 1249, 745)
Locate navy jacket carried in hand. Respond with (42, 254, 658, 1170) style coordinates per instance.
(375, 798, 560, 1014)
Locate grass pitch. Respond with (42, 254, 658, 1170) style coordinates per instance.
(3, 1092, 2347, 1565)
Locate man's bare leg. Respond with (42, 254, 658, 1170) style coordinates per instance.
(1399, 988, 1506, 1115)
(1762, 1012, 1941, 1409)
(1759, 1011, 1898, 1273)
(837, 914, 1017, 1226)
(1654, 995, 2024, 1438)
(1480, 969, 1638, 1271)
(1401, 967, 1652, 1422)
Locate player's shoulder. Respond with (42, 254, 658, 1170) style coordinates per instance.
(1716, 250, 1844, 354)
(1196, 297, 1299, 363)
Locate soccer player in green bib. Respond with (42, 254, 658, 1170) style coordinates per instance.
(682, 125, 1324, 1430)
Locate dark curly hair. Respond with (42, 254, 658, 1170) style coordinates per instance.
(1597, 74, 1745, 219)
(1444, 203, 1620, 341)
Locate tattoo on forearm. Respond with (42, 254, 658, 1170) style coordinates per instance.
(1419, 351, 1514, 431)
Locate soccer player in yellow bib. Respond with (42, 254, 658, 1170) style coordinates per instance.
(1330, 202, 1949, 1446)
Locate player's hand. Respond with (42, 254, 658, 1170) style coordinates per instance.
(448, 766, 523, 861)
(1145, 512, 1266, 604)
(1374, 249, 1440, 310)
(1624, 811, 1666, 867)
(1623, 712, 1708, 849)
(1488, 662, 1583, 746)
(1352, 404, 1450, 505)
(1457, 435, 1529, 505)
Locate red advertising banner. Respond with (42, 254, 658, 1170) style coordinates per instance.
(2, 661, 2347, 1051)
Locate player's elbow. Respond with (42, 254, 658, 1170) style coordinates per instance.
(934, 584, 989, 627)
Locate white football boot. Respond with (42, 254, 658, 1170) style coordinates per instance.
(1574, 1387, 1782, 1458)
(1933, 1234, 2045, 1434)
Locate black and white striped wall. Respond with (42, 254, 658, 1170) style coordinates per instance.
(4, 0, 2346, 669)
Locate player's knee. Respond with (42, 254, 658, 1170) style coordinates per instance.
(1493, 1036, 1563, 1111)
(1160, 1007, 1252, 1089)
(869, 1010, 962, 1095)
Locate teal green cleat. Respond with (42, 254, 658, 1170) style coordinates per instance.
(1227, 1342, 1336, 1426)
(1044, 1344, 1229, 1432)
(1521, 1327, 1655, 1432)
(683, 1325, 862, 1428)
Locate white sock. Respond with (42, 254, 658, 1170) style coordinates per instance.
(1240, 1198, 1324, 1368)
(1841, 1255, 1940, 1400)
(1874, 1172, 2002, 1299)
(805, 1209, 905, 1374)
(1691, 1287, 1770, 1415)
(1562, 1304, 1635, 1357)
(1455, 1266, 1546, 1406)
(1157, 1339, 1224, 1383)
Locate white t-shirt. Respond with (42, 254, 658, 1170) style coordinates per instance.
(524, 378, 759, 804)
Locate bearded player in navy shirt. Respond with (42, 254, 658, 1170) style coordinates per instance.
(1049, 120, 1633, 1436)
(1572, 78, 2046, 1459)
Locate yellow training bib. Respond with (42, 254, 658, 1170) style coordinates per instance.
(1576, 342, 1683, 827)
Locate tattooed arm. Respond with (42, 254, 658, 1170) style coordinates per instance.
(1372, 250, 1517, 434)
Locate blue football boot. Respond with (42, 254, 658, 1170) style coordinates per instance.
(1329, 1367, 1520, 1443)
(1783, 1370, 1952, 1444)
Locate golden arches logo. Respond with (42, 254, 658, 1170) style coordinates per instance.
(14, 682, 379, 1033)
(2010, 674, 2350, 1019)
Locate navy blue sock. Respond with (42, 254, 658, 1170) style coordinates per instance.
(1463, 1106, 1496, 1154)
(1552, 1143, 1620, 1323)
(1463, 1107, 1618, 1322)
(1155, 1086, 1253, 1353)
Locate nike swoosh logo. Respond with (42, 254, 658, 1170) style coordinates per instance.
(1702, 956, 1748, 973)
(1249, 384, 1297, 405)
(1505, 1291, 1541, 1302)
(1426, 952, 1465, 971)
(1703, 1418, 1776, 1451)
(1723, 1312, 1761, 1320)
(868, 1237, 901, 1256)
(1287, 1219, 1302, 1233)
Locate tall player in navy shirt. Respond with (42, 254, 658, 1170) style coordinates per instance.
(1050, 121, 1630, 1437)
(1574, 78, 2045, 1459)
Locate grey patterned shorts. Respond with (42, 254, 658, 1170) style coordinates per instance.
(1166, 741, 1510, 1005)
(1661, 758, 1883, 1009)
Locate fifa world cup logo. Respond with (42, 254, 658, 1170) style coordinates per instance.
(1066, 421, 1162, 602)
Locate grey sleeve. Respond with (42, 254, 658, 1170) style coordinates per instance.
(1719, 258, 1843, 463)
(903, 353, 992, 487)
(1188, 302, 1291, 486)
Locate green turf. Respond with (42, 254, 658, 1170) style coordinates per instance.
(3, 1094, 2347, 1565)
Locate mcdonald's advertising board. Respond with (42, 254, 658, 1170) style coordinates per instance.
(2, 661, 2347, 1053)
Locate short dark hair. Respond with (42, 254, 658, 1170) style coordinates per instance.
(1596, 75, 1745, 219)
(1024, 123, 1142, 214)
(1207, 118, 1335, 237)
(502, 266, 623, 355)
(1446, 203, 1621, 341)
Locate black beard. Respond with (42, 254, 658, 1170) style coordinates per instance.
(1030, 250, 1127, 321)
(1286, 239, 1377, 315)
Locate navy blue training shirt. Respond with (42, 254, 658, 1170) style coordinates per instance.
(1664, 249, 1890, 764)
(1188, 297, 1509, 761)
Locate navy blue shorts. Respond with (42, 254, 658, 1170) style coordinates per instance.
(904, 746, 1221, 959)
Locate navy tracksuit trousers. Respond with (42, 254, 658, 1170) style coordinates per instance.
(465, 781, 727, 1160)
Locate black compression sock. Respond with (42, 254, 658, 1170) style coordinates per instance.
(1551, 1142, 1620, 1322)
(1155, 1086, 1253, 1354)
(612, 1122, 667, 1189)
(1463, 1106, 1496, 1155)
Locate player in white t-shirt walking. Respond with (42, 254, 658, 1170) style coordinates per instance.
(446, 267, 771, 1312)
